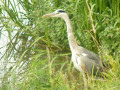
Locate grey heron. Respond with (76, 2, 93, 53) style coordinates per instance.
(42, 9, 104, 87)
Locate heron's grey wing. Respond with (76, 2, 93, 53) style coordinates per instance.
(79, 46, 100, 60)
(77, 46, 104, 68)
(78, 56, 102, 75)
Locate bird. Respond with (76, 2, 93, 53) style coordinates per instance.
(42, 9, 105, 87)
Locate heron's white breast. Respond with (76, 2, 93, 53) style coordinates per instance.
(72, 53, 83, 72)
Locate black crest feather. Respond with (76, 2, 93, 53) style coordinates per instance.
(57, 10, 65, 13)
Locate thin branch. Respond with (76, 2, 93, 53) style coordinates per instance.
(84, 30, 99, 50)
(86, 0, 96, 34)
(85, 0, 100, 50)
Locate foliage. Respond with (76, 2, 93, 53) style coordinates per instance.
(0, 0, 120, 90)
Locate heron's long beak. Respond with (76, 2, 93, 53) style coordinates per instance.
(42, 13, 56, 17)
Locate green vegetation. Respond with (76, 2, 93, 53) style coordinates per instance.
(0, 0, 120, 90)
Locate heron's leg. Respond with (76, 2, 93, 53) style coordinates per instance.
(86, 73, 90, 84)
(83, 73, 88, 90)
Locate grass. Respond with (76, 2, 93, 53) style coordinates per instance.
(0, 0, 120, 90)
(7, 51, 120, 90)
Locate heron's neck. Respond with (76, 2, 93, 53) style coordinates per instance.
(63, 14, 78, 51)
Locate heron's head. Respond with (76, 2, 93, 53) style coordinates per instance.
(42, 9, 66, 18)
